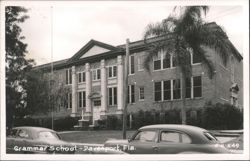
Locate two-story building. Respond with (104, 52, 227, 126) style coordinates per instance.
(33, 23, 243, 128)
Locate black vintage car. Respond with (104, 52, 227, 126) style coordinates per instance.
(105, 124, 232, 154)
(6, 126, 126, 154)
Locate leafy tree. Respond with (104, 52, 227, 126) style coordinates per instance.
(143, 6, 238, 124)
(25, 69, 70, 124)
(5, 6, 34, 128)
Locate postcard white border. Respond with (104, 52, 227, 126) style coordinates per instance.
(0, 0, 249, 160)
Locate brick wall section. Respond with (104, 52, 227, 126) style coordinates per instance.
(32, 45, 243, 119)
(209, 47, 243, 107)
(126, 51, 216, 114)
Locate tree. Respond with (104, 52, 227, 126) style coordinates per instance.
(25, 69, 70, 129)
(5, 6, 34, 128)
(143, 6, 237, 124)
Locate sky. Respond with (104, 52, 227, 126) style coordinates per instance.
(16, 2, 245, 66)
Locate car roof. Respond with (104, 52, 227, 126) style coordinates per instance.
(140, 124, 206, 132)
(13, 126, 56, 133)
(139, 124, 212, 144)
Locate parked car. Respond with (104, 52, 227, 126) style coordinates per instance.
(6, 126, 126, 154)
(104, 124, 232, 154)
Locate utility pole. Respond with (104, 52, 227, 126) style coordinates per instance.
(50, 6, 54, 130)
(122, 39, 129, 139)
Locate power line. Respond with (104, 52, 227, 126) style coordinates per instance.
(206, 7, 241, 20)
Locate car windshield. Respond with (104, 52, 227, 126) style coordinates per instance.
(7, 129, 18, 137)
(38, 131, 60, 140)
(133, 130, 157, 142)
(204, 132, 218, 142)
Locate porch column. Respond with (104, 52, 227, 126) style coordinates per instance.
(71, 66, 77, 117)
(101, 59, 107, 114)
(117, 55, 124, 112)
(85, 63, 92, 115)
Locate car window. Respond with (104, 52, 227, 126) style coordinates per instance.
(133, 131, 157, 142)
(181, 133, 192, 143)
(38, 131, 60, 140)
(17, 129, 29, 138)
(8, 129, 18, 137)
(160, 131, 191, 143)
(204, 132, 218, 141)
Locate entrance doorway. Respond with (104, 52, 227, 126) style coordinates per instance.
(92, 99, 101, 125)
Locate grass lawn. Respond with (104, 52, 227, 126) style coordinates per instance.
(59, 130, 136, 144)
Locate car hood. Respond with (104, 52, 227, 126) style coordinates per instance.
(38, 139, 74, 146)
(105, 139, 129, 145)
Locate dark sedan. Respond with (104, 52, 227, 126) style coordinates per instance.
(6, 126, 125, 154)
(104, 124, 232, 154)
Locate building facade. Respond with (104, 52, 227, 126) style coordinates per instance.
(33, 29, 243, 128)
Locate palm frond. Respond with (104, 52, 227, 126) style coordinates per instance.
(194, 23, 232, 66)
(143, 16, 178, 43)
(176, 6, 208, 34)
(191, 45, 215, 79)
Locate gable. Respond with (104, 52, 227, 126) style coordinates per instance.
(68, 39, 119, 62)
(80, 45, 110, 58)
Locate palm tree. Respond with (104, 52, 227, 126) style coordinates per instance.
(143, 6, 237, 124)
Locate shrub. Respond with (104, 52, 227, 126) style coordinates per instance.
(186, 108, 203, 127)
(13, 117, 79, 131)
(14, 117, 39, 127)
(132, 110, 145, 129)
(164, 108, 181, 124)
(202, 103, 243, 130)
(106, 115, 122, 130)
(53, 117, 79, 131)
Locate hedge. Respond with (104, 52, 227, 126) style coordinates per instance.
(128, 103, 242, 130)
(202, 103, 243, 130)
(13, 116, 79, 131)
(13, 103, 243, 130)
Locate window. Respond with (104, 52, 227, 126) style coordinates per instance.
(193, 76, 202, 98)
(153, 52, 161, 70)
(129, 55, 135, 74)
(154, 79, 182, 101)
(67, 93, 72, 109)
(172, 55, 177, 67)
(38, 131, 60, 140)
(78, 72, 85, 83)
(153, 51, 176, 70)
(230, 56, 235, 82)
(94, 100, 101, 106)
(154, 82, 162, 101)
(133, 131, 157, 142)
(108, 66, 117, 78)
(78, 91, 86, 108)
(185, 76, 202, 98)
(128, 85, 135, 103)
(108, 87, 117, 106)
(163, 80, 171, 100)
(138, 54, 145, 71)
(17, 129, 29, 138)
(66, 69, 72, 85)
(173, 79, 181, 99)
(139, 87, 145, 100)
(92, 69, 101, 81)
(192, 52, 202, 64)
(163, 53, 171, 69)
(204, 132, 218, 142)
(185, 78, 191, 98)
(160, 131, 191, 143)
